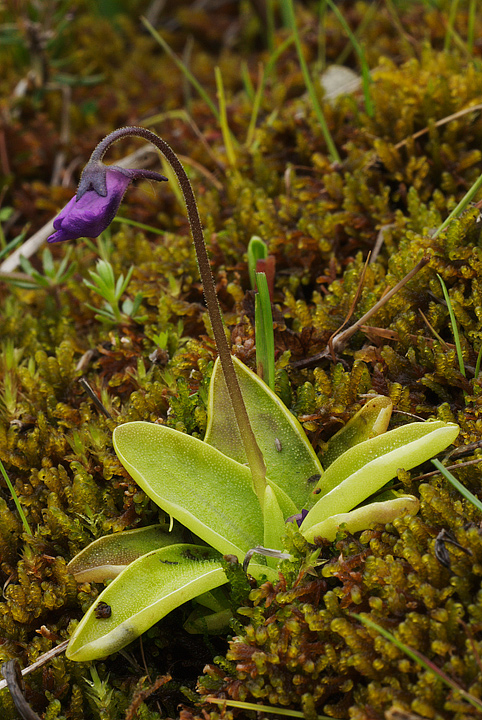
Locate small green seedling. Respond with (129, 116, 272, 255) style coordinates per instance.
(11, 247, 76, 290)
(255, 271, 275, 390)
(83, 258, 146, 325)
(247, 235, 268, 290)
(247, 236, 275, 389)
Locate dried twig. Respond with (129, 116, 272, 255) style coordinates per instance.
(394, 102, 482, 151)
(1, 659, 42, 720)
(385, 707, 426, 720)
(370, 223, 395, 264)
(292, 256, 429, 369)
(125, 673, 171, 720)
(0, 641, 68, 693)
(326, 253, 371, 361)
(78, 378, 112, 419)
(411, 456, 482, 483)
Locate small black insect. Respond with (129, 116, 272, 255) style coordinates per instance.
(94, 601, 112, 619)
(183, 549, 197, 560)
(183, 548, 210, 561)
(160, 560, 179, 565)
(307, 473, 322, 484)
(434, 528, 472, 570)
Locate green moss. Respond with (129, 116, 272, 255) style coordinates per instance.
(2, 0, 482, 717)
(193, 512, 482, 718)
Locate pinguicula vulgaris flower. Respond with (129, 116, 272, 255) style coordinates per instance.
(286, 508, 309, 527)
(48, 139, 167, 244)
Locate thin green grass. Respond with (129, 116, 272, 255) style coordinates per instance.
(354, 613, 482, 713)
(143, 17, 239, 166)
(325, 0, 374, 117)
(214, 66, 237, 167)
(205, 696, 334, 720)
(468, 0, 476, 55)
(433, 170, 482, 381)
(437, 274, 466, 377)
(241, 61, 255, 102)
(255, 272, 275, 390)
(475, 345, 482, 379)
(433, 171, 482, 238)
(266, 0, 276, 52)
(317, 0, 327, 71)
(0, 457, 32, 535)
(160, 155, 184, 207)
(245, 34, 295, 147)
(113, 217, 165, 235)
(281, 0, 340, 163)
(142, 17, 220, 121)
(445, 0, 460, 51)
(432, 458, 482, 514)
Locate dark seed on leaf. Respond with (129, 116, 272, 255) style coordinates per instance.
(95, 602, 112, 619)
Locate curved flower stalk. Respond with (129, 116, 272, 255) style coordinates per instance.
(47, 128, 460, 661)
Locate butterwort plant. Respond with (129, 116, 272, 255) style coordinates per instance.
(48, 127, 459, 661)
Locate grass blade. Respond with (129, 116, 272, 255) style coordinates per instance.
(214, 66, 237, 167)
(204, 696, 334, 719)
(141, 18, 220, 122)
(255, 271, 275, 390)
(431, 458, 482, 513)
(325, 0, 373, 117)
(281, 0, 340, 162)
(0, 458, 32, 535)
(433, 170, 482, 238)
(475, 345, 482, 379)
(437, 274, 465, 377)
(354, 613, 482, 713)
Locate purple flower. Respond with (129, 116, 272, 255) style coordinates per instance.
(48, 162, 167, 244)
(286, 508, 309, 528)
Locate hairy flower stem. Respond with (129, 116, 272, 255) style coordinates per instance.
(90, 127, 267, 504)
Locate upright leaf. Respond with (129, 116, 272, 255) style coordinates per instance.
(322, 396, 393, 467)
(204, 356, 323, 509)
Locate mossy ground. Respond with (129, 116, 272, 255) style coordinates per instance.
(1, 1, 482, 718)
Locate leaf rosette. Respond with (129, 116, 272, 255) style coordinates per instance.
(66, 357, 459, 661)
